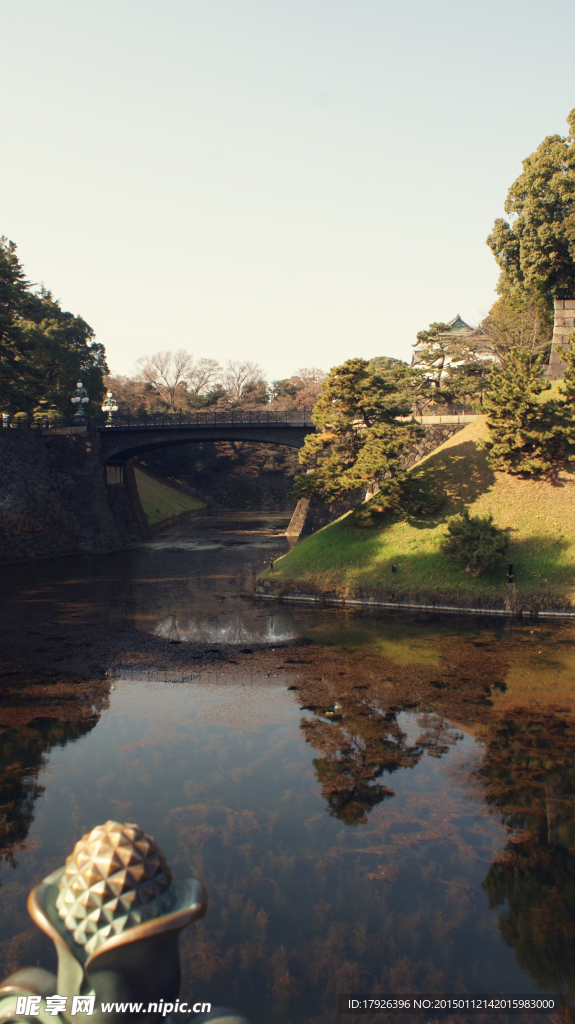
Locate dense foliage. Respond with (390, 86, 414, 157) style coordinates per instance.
(480, 347, 575, 479)
(442, 509, 510, 575)
(487, 109, 575, 308)
(292, 358, 425, 505)
(0, 237, 107, 416)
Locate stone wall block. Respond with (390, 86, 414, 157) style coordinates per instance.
(0, 425, 148, 564)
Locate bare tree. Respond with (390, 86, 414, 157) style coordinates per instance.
(292, 367, 326, 408)
(295, 367, 327, 388)
(220, 360, 266, 402)
(104, 374, 151, 414)
(186, 357, 221, 394)
(475, 297, 552, 367)
(135, 350, 193, 409)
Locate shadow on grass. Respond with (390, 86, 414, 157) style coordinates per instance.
(343, 440, 497, 534)
(414, 440, 497, 514)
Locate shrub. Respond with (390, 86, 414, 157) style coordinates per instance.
(442, 510, 510, 575)
(32, 402, 64, 426)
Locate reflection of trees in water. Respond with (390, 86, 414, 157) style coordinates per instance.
(479, 713, 575, 996)
(0, 718, 97, 870)
(301, 700, 463, 826)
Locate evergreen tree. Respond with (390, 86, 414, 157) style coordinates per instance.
(559, 339, 575, 408)
(0, 238, 107, 415)
(412, 321, 494, 406)
(0, 237, 43, 411)
(487, 108, 575, 308)
(292, 358, 423, 505)
(480, 348, 573, 478)
(442, 510, 509, 575)
(412, 322, 452, 394)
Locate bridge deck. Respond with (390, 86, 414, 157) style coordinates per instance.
(98, 410, 315, 429)
(96, 412, 316, 463)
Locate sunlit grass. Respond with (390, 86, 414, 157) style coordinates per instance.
(134, 466, 205, 525)
(265, 418, 575, 610)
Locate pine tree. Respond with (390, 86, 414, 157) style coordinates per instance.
(442, 510, 510, 575)
(292, 358, 424, 505)
(480, 348, 572, 478)
(0, 238, 107, 415)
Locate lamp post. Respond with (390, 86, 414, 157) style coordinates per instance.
(70, 382, 89, 420)
(101, 390, 118, 427)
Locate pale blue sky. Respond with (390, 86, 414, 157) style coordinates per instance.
(2, 0, 575, 380)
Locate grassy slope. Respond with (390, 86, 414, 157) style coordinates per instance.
(134, 466, 205, 525)
(265, 417, 575, 610)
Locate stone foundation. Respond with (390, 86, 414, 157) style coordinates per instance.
(0, 424, 148, 564)
(400, 422, 467, 469)
(544, 299, 575, 380)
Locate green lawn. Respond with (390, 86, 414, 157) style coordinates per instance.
(264, 418, 575, 611)
(134, 466, 205, 525)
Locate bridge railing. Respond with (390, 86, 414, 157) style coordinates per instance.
(412, 403, 477, 416)
(94, 409, 316, 429)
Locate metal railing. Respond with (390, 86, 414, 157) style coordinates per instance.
(95, 408, 315, 429)
(412, 403, 477, 416)
(4, 404, 476, 431)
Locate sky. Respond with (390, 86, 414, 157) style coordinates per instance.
(2, 0, 575, 382)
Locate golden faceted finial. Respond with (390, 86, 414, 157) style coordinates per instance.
(55, 820, 174, 955)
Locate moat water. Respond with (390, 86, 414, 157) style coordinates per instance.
(1, 513, 575, 1024)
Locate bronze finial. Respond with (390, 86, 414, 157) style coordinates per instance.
(0, 821, 253, 1022)
(55, 821, 174, 955)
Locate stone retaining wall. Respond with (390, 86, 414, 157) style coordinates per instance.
(0, 424, 148, 564)
(400, 422, 468, 469)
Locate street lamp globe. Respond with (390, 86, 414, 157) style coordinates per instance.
(101, 390, 119, 427)
(71, 382, 89, 419)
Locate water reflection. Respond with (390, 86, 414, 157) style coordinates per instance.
(4, 513, 575, 1019)
(0, 718, 98, 868)
(302, 700, 463, 825)
(480, 712, 575, 997)
(0, 677, 572, 1021)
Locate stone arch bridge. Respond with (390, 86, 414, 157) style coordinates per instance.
(96, 407, 477, 539)
(98, 410, 315, 466)
(0, 408, 477, 562)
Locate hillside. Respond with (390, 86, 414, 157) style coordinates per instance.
(134, 466, 205, 525)
(262, 418, 575, 611)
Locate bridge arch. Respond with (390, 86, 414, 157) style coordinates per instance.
(98, 415, 315, 465)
